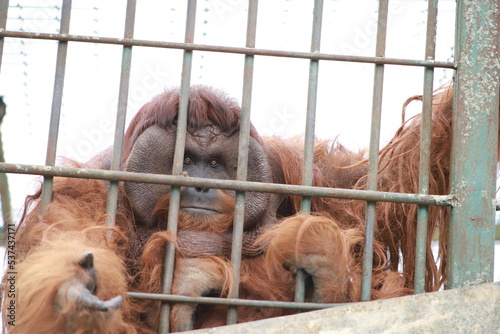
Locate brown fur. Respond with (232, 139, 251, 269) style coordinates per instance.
(260, 84, 460, 292)
(122, 85, 262, 165)
(258, 214, 412, 304)
(354, 84, 454, 291)
(12, 238, 133, 334)
(2, 163, 138, 333)
(4, 83, 491, 332)
(153, 192, 235, 233)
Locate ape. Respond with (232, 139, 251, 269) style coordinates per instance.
(1, 83, 479, 333)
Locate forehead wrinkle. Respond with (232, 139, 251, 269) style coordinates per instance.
(185, 125, 236, 155)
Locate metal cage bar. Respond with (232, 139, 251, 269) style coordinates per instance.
(1, 0, 499, 331)
(295, 0, 324, 304)
(361, 0, 388, 302)
(0, 30, 455, 69)
(0, 162, 452, 206)
(73, 10, 127, 318)
(105, 0, 137, 226)
(0, 0, 8, 72)
(0, 0, 10, 245)
(226, 0, 259, 325)
(128, 291, 346, 310)
(446, 0, 500, 289)
(159, 1, 197, 332)
(414, 0, 438, 294)
(39, 0, 72, 209)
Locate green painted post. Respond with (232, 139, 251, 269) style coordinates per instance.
(447, 0, 500, 289)
(0, 97, 12, 246)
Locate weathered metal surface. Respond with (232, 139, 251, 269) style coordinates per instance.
(226, 0, 259, 325)
(447, 0, 500, 289)
(414, 0, 438, 294)
(159, 1, 197, 332)
(0, 162, 453, 206)
(105, 0, 136, 227)
(39, 0, 72, 209)
(186, 282, 499, 334)
(295, 0, 324, 305)
(127, 291, 344, 311)
(0, 98, 11, 245)
(0, 29, 456, 69)
(0, 0, 8, 73)
(361, 0, 388, 302)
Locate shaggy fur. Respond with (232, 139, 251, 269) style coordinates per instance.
(153, 192, 235, 233)
(3, 83, 490, 332)
(3, 172, 137, 333)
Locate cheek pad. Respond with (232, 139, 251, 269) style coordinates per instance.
(124, 125, 175, 227)
(243, 138, 273, 228)
(124, 127, 273, 230)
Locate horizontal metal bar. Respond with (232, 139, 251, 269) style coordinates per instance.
(0, 29, 455, 68)
(0, 162, 452, 205)
(0, 284, 363, 311)
(127, 291, 347, 310)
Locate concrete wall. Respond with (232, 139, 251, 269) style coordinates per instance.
(189, 282, 499, 334)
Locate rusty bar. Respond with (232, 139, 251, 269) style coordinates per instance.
(226, 0, 258, 325)
(0, 0, 8, 73)
(0, 162, 453, 206)
(105, 0, 137, 227)
(128, 291, 348, 310)
(40, 0, 72, 209)
(0, 98, 11, 246)
(446, 0, 500, 289)
(159, 1, 196, 332)
(414, 0, 438, 294)
(0, 1, 10, 237)
(300, 0, 323, 212)
(294, 0, 324, 303)
(361, 0, 388, 302)
(0, 30, 456, 69)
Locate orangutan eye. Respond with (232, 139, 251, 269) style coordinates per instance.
(209, 159, 219, 168)
(184, 156, 193, 165)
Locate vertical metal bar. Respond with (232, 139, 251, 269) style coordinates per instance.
(105, 0, 137, 226)
(40, 0, 72, 209)
(0, 99, 11, 246)
(361, 0, 388, 301)
(295, 0, 323, 303)
(159, 1, 196, 332)
(226, 0, 258, 325)
(0, 2, 10, 240)
(446, 0, 500, 289)
(414, 0, 438, 294)
(0, 0, 9, 74)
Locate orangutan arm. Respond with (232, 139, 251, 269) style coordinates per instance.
(176, 222, 270, 258)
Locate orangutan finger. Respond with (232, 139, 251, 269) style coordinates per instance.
(70, 288, 123, 312)
(55, 252, 123, 313)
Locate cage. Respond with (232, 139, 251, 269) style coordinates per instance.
(0, 0, 498, 333)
